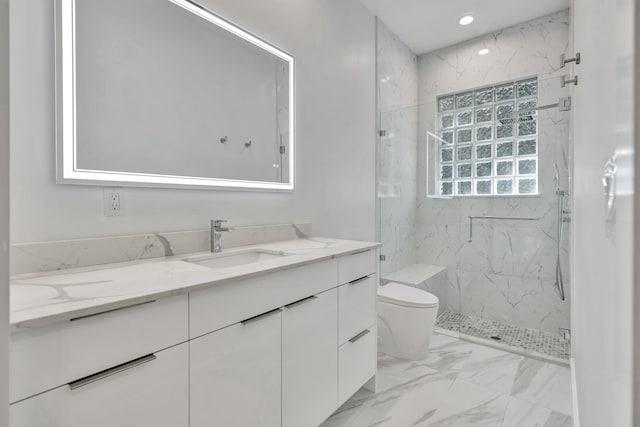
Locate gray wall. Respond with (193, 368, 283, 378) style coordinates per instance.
(0, 0, 9, 423)
(10, 0, 376, 243)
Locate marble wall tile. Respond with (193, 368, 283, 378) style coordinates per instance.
(377, 20, 419, 277)
(414, 10, 572, 335)
(10, 223, 311, 275)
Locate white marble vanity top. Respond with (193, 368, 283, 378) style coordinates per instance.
(10, 237, 380, 331)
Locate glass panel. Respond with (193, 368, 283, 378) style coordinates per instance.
(441, 148, 453, 162)
(476, 161, 492, 177)
(518, 99, 537, 116)
(517, 139, 537, 155)
(518, 120, 537, 136)
(456, 92, 473, 109)
(518, 178, 537, 194)
(438, 96, 454, 112)
(441, 114, 454, 129)
(495, 83, 514, 101)
(496, 123, 514, 139)
(457, 163, 472, 178)
(457, 128, 472, 144)
(457, 110, 473, 126)
(496, 160, 514, 175)
(496, 179, 514, 194)
(475, 107, 492, 123)
(517, 78, 538, 98)
(475, 88, 493, 105)
(441, 165, 452, 179)
(457, 145, 472, 161)
(457, 180, 472, 195)
(440, 130, 454, 144)
(476, 125, 492, 141)
(496, 141, 513, 157)
(441, 181, 453, 195)
(476, 143, 492, 159)
(496, 102, 514, 121)
(518, 159, 536, 175)
(476, 180, 492, 194)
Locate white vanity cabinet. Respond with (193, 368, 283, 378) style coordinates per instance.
(282, 288, 338, 427)
(190, 308, 283, 427)
(10, 244, 379, 427)
(10, 338, 189, 427)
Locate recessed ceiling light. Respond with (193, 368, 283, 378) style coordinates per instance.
(458, 15, 474, 26)
(478, 48, 490, 55)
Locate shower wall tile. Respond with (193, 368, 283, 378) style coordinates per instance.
(377, 20, 419, 277)
(416, 10, 572, 334)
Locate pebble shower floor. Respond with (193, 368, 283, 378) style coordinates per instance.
(436, 310, 570, 360)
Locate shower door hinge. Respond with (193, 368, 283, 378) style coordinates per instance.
(559, 328, 571, 341)
(559, 97, 572, 112)
(379, 130, 387, 137)
(279, 145, 286, 154)
(379, 254, 386, 261)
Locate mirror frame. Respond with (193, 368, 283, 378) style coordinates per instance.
(55, 0, 295, 191)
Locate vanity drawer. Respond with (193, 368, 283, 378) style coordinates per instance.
(338, 325, 376, 406)
(10, 343, 189, 427)
(189, 259, 337, 338)
(10, 294, 188, 403)
(337, 249, 377, 285)
(338, 275, 377, 345)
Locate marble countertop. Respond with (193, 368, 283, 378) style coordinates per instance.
(10, 237, 380, 331)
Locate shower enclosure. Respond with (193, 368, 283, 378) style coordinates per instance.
(378, 74, 572, 359)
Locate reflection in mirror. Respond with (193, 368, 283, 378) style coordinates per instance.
(57, 0, 294, 190)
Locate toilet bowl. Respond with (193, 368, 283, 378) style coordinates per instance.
(377, 282, 439, 360)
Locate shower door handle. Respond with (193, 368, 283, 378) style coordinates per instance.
(602, 155, 617, 223)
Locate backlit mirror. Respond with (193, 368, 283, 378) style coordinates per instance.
(56, 0, 295, 190)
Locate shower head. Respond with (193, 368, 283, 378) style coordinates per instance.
(553, 163, 561, 193)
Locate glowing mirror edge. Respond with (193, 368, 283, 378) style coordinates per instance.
(58, 0, 295, 191)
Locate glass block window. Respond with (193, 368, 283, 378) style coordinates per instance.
(436, 77, 538, 196)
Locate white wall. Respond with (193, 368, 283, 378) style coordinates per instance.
(10, 0, 376, 243)
(572, 0, 635, 424)
(0, 0, 9, 423)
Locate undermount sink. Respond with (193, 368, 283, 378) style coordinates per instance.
(184, 250, 289, 269)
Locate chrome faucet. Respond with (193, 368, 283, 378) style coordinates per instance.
(211, 220, 234, 253)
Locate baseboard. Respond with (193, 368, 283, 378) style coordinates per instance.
(570, 357, 580, 426)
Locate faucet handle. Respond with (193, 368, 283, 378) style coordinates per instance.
(211, 219, 227, 227)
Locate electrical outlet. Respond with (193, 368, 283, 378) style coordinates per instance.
(103, 188, 126, 217)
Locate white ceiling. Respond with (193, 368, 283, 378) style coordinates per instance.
(360, 0, 570, 55)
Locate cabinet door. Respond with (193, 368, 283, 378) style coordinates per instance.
(9, 343, 189, 427)
(282, 288, 338, 427)
(190, 308, 282, 427)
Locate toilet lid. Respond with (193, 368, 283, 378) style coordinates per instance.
(378, 282, 439, 308)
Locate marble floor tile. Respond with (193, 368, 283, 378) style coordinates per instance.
(321, 333, 573, 427)
(510, 358, 573, 416)
(502, 396, 573, 427)
(423, 378, 509, 427)
(457, 345, 524, 394)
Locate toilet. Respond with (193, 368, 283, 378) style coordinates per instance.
(377, 282, 439, 360)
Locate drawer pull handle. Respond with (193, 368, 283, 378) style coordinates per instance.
(285, 295, 318, 309)
(241, 308, 282, 325)
(68, 354, 157, 390)
(349, 329, 370, 344)
(348, 276, 370, 286)
(351, 249, 371, 256)
(70, 300, 156, 322)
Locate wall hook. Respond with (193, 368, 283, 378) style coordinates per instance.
(220, 136, 228, 144)
(245, 140, 252, 148)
